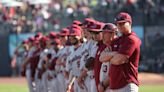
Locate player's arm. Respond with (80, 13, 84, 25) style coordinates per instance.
(98, 77, 109, 92)
(78, 68, 87, 82)
(23, 57, 30, 66)
(66, 73, 76, 92)
(110, 52, 129, 65)
(77, 68, 88, 89)
(14, 44, 22, 54)
(99, 51, 128, 65)
(99, 51, 117, 62)
(56, 57, 66, 66)
(110, 38, 136, 65)
(100, 37, 136, 65)
(79, 68, 88, 79)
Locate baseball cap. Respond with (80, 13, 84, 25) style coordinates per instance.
(103, 23, 118, 33)
(35, 32, 42, 38)
(51, 38, 61, 45)
(40, 36, 49, 48)
(69, 28, 82, 36)
(73, 20, 82, 26)
(82, 18, 95, 28)
(40, 36, 49, 42)
(88, 21, 105, 32)
(28, 37, 35, 42)
(71, 24, 82, 30)
(115, 12, 132, 24)
(35, 32, 43, 41)
(59, 28, 70, 36)
(22, 40, 29, 44)
(49, 32, 57, 39)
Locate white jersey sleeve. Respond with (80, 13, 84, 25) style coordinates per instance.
(65, 46, 74, 72)
(99, 62, 110, 82)
(79, 42, 90, 70)
(89, 40, 98, 58)
(37, 49, 48, 69)
(99, 47, 111, 82)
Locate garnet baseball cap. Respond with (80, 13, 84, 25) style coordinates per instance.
(103, 23, 118, 33)
(48, 32, 57, 39)
(69, 28, 81, 36)
(35, 32, 42, 38)
(35, 32, 43, 41)
(88, 21, 105, 32)
(71, 24, 81, 30)
(22, 40, 29, 44)
(28, 37, 35, 42)
(59, 28, 70, 36)
(115, 12, 132, 24)
(73, 20, 82, 26)
(82, 18, 95, 28)
(51, 38, 61, 45)
(40, 36, 49, 42)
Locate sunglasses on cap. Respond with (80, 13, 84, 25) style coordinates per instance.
(115, 12, 132, 24)
(115, 15, 125, 22)
(103, 25, 114, 31)
(89, 31, 101, 35)
(103, 23, 117, 32)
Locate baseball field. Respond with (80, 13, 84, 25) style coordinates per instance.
(0, 73, 164, 92)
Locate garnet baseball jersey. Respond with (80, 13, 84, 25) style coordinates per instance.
(110, 32, 141, 89)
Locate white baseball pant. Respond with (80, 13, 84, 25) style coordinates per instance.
(108, 83, 138, 92)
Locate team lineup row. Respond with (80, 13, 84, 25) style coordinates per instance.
(15, 12, 141, 92)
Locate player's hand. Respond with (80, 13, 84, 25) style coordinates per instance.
(77, 77, 84, 89)
(98, 83, 105, 92)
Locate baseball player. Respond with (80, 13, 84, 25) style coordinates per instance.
(22, 36, 37, 92)
(46, 38, 63, 92)
(41, 35, 62, 92)
(77, 19, 105, 92)
(65, 28, 89, 92)
(35, 36, 50, 92)
(53, 28, 73, 92)
(99, 12, 141, 92)
(98, 23, 118, 92)
(86, 21, 105, 92)
(20, 40, 29, 77)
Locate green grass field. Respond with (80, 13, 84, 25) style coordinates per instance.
(0, 84, 164, 92)
(140, 85, 164, 92)
(0, 84, 28, 92)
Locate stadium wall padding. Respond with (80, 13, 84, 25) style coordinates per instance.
(0, 35, 11, 76)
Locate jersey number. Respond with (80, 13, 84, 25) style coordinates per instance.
(103, 65, 108, 73)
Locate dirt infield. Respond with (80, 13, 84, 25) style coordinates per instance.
(0, 73, 164, 85)
(139, 73, 164, 85)
(0, 77, 27, 85)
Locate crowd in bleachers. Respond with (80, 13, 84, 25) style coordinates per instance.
(0, 0, 164, 34)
